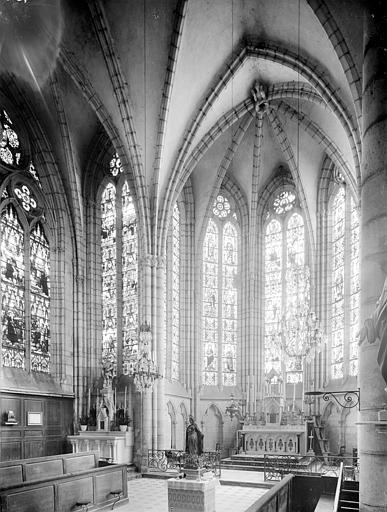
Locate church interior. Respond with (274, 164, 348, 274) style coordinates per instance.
(0, 0, 387, 510)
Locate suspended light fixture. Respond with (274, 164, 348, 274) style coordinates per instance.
(270, 262, 326, 382)
(225, 393, 243, 420)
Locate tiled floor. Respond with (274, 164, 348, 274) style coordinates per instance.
(114, 475, 268, 511)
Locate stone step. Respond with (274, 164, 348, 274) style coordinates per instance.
(222, 459, 265, 467)
(221, 464, 265, 472)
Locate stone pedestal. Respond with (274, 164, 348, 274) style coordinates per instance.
(167, 477, 216, 512)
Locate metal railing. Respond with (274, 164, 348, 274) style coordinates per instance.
(147, 449, 221, 477)
(264, 454, 359, 481)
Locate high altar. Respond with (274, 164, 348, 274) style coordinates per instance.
(238, 423, 306, 455)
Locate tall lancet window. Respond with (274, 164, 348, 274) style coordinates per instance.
(329, 180, 359, 378)
(264, 189, 306, 383)
(100, 153, 138, 378)
(101, 182, 117, 374)
(121, 181, 138, 374)
(202, 194, 239, 386)
(0, 109, 50, 373)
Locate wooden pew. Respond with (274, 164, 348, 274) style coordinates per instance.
(0, 452, 128, 512)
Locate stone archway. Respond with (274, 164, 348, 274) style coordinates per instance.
(202, 404, 223, 454)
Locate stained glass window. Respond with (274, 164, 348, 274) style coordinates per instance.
(171, 204, 180, 380)
(122, 180, 138, 374)
(203, 194, 239, 386)
(285, 213, 305, 382)
(264, 219, 282, 375)
(1, 205, 25, 368)
(1, 181, 50, 373)
(0, 109, 21, 167)
(264, 190, 306, 383)
(101, 182, 117, 377)
(349, 199, 360, 376)
(222, 221, 238, 385)
(330, 185, 359, 378)
(203, 219, 218, 385)
(331, 188, 345, 379)
(100, 154, 138, 378)
(30, 223, 50, 372)
(109, 153, 123, 176)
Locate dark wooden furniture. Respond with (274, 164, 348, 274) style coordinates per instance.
(0, 451, 128, 512)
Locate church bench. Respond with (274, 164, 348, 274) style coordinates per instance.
(0, 452, 128, 511)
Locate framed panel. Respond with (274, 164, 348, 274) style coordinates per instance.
(27, 412, 42, 426)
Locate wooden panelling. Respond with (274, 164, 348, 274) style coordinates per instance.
(0, 465, 23, 488)
(45, 439, 63, 456)
(46, 400, 61, 425)
(5, 485, 55, 512)
(1, 441, 22, 461)
(0, 394, 73, 461)
(25, 430, 43, 437)
(95, 469, 125, 504)
(1, 430, 22, 438)
(63, 454, 96, 473)
(56, 476, 94, 511)
(24, 459, 64, 482)
(24, 440, 44, 459)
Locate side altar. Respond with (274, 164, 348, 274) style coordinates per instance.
(67, 429, 134, 464)
(238, 423, 306, 455)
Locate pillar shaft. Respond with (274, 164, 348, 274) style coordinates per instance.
(360, 3, 387, 509)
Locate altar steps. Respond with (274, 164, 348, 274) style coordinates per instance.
(221, 455, 266, 471)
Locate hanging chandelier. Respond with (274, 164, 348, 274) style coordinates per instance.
(225, 393, 243, 420)
(132, 322, 162, 392)
(271, 262, 326, 377)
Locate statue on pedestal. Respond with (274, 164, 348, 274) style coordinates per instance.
(185, 416, 203, 456)
(97, 400, 109, 431)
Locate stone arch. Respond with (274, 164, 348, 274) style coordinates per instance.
(202, 403, 223, 453)
(166, 401, 176, 449)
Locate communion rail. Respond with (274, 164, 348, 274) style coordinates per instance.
(264, 454, 359, 481)
(147, 449, 221, 477)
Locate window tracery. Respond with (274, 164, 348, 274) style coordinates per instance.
(264, 189, 306, 383)
(100, 154, 138, 378)
(1, 181, 50, 372)
(203, 194, 239, 386)
(329, 185, 359, 378)
(0, 109, 21, 167)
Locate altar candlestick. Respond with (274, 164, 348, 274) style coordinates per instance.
(87, 388, 90, 413)
(124, 386, 127, 411)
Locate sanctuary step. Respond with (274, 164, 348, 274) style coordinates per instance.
(221, 454, 323, 475)
(221, 455, 267, 471)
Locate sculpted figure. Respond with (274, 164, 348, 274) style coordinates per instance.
(185, 416, 204, 455)
(358, 277, 387, 386)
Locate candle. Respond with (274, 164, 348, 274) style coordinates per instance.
(114, 388, 117, 409)
(87, 388, 91, 413)
(124, 386, 127, 411)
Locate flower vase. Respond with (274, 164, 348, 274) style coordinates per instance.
(80, 425, 87, 431)
(119, 425, 128, 432)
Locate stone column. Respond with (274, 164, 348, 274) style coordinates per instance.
(359, 3, 387, 509)
(139, 255, 153, 471)
(156, 256, 167, 450)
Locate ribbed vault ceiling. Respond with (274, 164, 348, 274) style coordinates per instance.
(0, 0, 364, 252)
